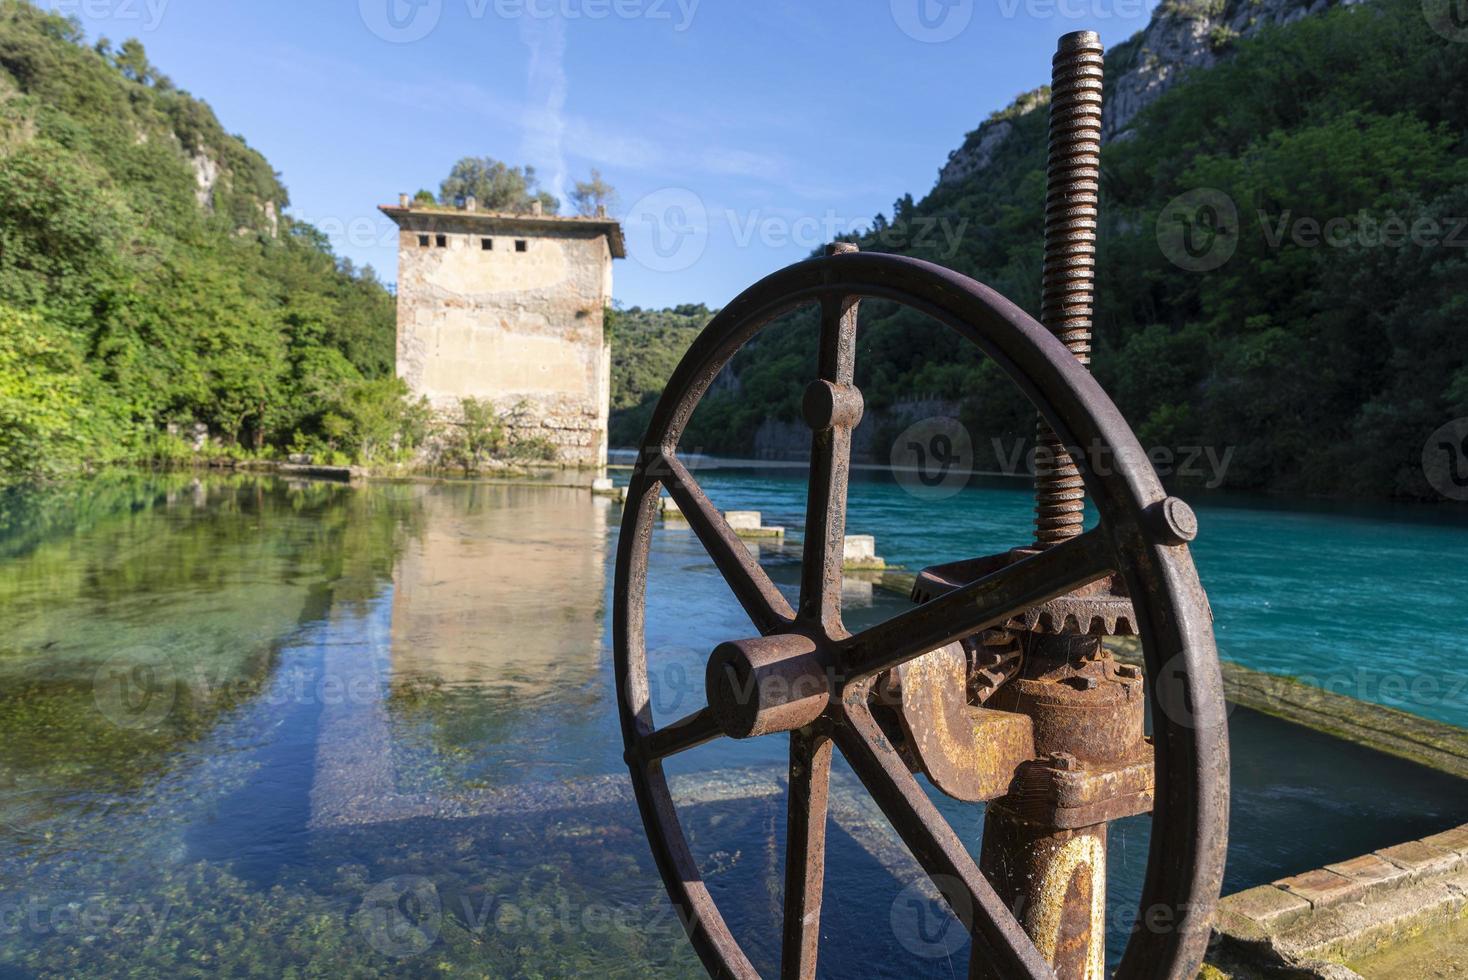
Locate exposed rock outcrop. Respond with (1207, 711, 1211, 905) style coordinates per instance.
(936, 0, 1350, 188)
(937, 87, 1047, 188)
(191, 150, 219, 209)
(1103, 0, 1355, 140)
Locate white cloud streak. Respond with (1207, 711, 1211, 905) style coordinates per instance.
(518, 13, 569, 204)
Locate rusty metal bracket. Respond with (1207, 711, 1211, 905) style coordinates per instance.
(890, 643, 1035, 802)
(998, 754, 1155, 830)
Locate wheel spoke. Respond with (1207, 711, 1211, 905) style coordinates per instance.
(634, 761, 761, 979)
(634, 707, 723, 763)
(833, 694, 1055, 980)
(780, 727, 832, 980)
(838, 528, 1112, 681)
(657, 451, 796, 635)
(798, 290, 861, 631)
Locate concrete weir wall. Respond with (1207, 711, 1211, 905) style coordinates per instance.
(382, 202, 624, 466)
(1210, 825, 1468, 978)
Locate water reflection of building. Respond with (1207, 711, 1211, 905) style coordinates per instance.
(389, 483, 610, 692)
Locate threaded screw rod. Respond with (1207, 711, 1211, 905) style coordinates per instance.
(1033, 31, 1104, 549)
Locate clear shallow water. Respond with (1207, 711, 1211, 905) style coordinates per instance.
(0, 471, 1463, 978)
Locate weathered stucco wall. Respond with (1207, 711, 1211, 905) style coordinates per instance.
(392, 212, 613, 465)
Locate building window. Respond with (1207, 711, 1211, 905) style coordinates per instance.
(515, 240, 528, 253)
(417, 234, 430, 247)
(435, 234, 447, 248)
(481, 238, 493, 251)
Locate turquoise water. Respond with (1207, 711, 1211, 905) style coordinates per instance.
(676, 462, 1468, 728)
(0, 471, 1463, 978)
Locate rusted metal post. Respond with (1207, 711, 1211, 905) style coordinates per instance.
(974, 31, 1119, 980)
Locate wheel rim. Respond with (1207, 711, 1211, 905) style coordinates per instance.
(613, 251, 1229, 980)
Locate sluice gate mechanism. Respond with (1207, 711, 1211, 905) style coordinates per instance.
(613, 31, 1229, 980)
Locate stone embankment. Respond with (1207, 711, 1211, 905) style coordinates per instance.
(1208, 825, 1468, 978)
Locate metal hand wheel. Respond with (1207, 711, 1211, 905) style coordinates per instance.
(613, 250, 1229, 979)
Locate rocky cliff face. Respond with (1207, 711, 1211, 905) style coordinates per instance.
(938, 86, 1049, 188)
(190, 146, 279, 237)
(936, 0, 1349, 187)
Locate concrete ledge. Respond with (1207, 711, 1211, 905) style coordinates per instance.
(1210, 823, 1468, 978)
(1106, 637, 1468, 781)
(842, 535, 886, 570)
(1216, 885, 1312, 936)
(1275, 869, 1364, 910)
(1374, 839, 1461, 879)
(724, 510, 785, 538)
(277, 462, 366, 482)
(1322, 854, 1411, 890)
(1421, 824, 1468, 859)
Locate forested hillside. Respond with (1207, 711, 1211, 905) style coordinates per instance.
(0, 1, 403, 482)
(674, 0, 1468, 500)
(607, 304, 713, 445)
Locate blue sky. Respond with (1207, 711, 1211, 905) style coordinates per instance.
(48, 0, 1159, 308)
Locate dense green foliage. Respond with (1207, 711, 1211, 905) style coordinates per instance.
(438, 155, 560, 213)
(435, 395, 558, 471)
(606, 303, 714, 445)
(0, 1, 406, 482)
(434, 156, 618, 217)
(679, 0, 1468, 499)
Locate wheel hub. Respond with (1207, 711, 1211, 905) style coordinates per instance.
(704, 633, 832, 739)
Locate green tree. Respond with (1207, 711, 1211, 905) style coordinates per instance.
(672, 0, 1468, 500)
(0, 306, 123, 479)
(441, 396, 506, 472)
(109, 37, 169, 87)
(330, 377, 433, 465)
(569, 168, 617, 216)
(438, 157, 558, 213)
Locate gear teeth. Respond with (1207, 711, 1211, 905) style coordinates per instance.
(1006, 607, 1136, 637)
(962, 629, 1024, 704)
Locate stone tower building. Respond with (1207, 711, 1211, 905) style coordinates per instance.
(381, 196, 625, 465)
